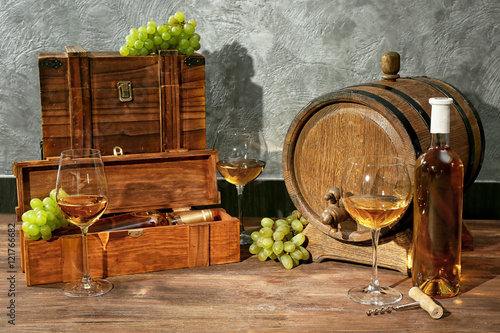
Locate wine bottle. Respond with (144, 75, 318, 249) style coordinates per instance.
(412, 97, 464, 298)
(88, 210, 168, 232)
(55, 210, 168, 236)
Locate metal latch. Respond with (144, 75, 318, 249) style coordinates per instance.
(113, 146, 123, 156)
(117, 81, 133, 102)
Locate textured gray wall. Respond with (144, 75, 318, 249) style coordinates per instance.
(1, 0, 499, 182)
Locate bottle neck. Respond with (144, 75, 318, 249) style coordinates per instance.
(430, 132, 450, 148)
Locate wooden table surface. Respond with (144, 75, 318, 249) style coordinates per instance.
(1, 214, 499, 332)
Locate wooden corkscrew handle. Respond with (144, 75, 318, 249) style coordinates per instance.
(409, 287, 444, 319)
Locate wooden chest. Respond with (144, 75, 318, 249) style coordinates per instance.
(13, 150, 240, 286)
(39, 46, 206, 158)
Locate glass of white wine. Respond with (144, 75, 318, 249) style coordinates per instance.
(56, 148, 112, 297)
(215, 128, 268, 245)
(342, 155, 412, 305)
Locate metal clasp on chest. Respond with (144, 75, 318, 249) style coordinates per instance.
(117, 81, 133, 102)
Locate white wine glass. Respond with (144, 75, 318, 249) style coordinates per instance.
(342, 155, 412, 305)
(56, 148, 112, 297)
(215, 128, 268, 245)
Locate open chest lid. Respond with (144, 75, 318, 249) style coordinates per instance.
(13, 149, 220, 221)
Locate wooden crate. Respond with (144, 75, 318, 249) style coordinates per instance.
(13, 150, 240, 286)
(39, 46, 206, 158)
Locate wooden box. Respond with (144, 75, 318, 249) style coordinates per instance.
(13, 150, 240, 286)
(39, 46, 206, 158)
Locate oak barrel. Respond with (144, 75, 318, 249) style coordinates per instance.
(283, 52, 484, 244)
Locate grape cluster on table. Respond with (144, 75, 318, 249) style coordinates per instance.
(21, 189, 68, 241)
(250, 211, 310, 269)
(119, 11, 201, 57)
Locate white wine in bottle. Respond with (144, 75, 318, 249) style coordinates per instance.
(412, 97, 464, 298)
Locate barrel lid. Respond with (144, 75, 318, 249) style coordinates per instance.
(282, 90, 415, 242)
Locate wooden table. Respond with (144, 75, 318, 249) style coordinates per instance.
(1, 214, 499, 332)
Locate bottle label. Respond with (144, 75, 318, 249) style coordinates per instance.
(429, 98, 453, 134)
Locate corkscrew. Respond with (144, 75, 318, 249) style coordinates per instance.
(366, 287, 444, 319)
(366, 301, 420, 315)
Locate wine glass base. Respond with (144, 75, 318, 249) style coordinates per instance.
(240, 231, 254, 245)
(347, 285, 402, 306)
(62, 278, 113, 297)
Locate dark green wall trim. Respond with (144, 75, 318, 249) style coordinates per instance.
(214, 180, 500, 220)
(2, 177, 499, 219)
(0, 177, 17, 214)
(214, 179, 296, 219)
(462, 181, 500, 220)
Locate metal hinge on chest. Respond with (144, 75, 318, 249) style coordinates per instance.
(39, 58, 63, 69)
(184, 56, 205, 67)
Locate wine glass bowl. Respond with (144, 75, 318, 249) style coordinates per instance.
(342, 155, 412, 305)
(57, 194, 108, 228)
(56, 148, 112, 297)
(215, 129, 268, 244)
(216, 159, 266, 187)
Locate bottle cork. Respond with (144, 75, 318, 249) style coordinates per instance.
(429, 97, 453, 134)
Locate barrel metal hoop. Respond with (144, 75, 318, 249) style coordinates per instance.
(410, 77, 476, 188)
(344, 89, 423, 158)
(349, 83, 431, 128)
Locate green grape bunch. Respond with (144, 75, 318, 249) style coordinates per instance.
(21, 189, 69, 241)
(119, 11, 201, 57)
(249, 210, 311, 269)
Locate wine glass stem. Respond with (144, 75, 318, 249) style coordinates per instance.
(236, 184, 245, 234)
(368, 228, 381, 292)
(80, 227, 92, 285)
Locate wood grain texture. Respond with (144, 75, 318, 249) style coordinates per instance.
(179, 54, 206, 149)
(209, 211, 241, 265)
(20, 210, 240, 286)
(303, 221, 474, 276)
(21, 224, 192, 285)
(161, 51, 181, 150)
(67, 48, 92, 150)
(39, 48, 206, 157)
(2, 216, 499, 331)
